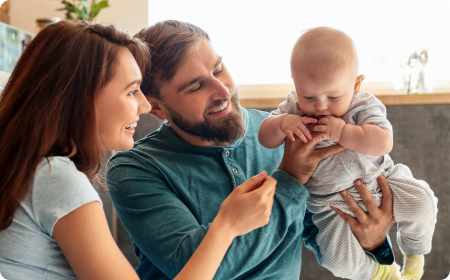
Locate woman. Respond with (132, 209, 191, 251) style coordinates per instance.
(0, 20, 276, 280)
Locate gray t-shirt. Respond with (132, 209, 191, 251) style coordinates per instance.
(0, 157, 101, 280)
(272, 91, 393, 194)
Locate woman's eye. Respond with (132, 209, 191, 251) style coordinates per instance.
(128, 90, 137, 97)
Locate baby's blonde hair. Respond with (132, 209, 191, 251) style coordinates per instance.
(291, 27, 358, 82)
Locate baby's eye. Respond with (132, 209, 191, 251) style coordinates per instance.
(328, 96, 339, 100)
(304, 96, 314, 100)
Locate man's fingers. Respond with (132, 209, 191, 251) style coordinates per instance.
(331, 206, 358, 228)
(315, 144, 346, 160)
(378, 174, 394, 214)
(353, 180, 379, 214)
(339, 190, 368, 223)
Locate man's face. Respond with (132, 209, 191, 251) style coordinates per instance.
(158, 38, 245, 143)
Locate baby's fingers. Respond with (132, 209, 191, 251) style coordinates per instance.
(297, 124, 312, 140)
(301, 117, 318, 125)
(286, 131, 296, 142)
(313, 125, 327, 132)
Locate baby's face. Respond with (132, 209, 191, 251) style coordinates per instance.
(292, 69, 361, 118)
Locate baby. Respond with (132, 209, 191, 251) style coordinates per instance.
(259, 27, 437, 280)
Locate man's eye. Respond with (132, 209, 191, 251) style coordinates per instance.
(189, 83, 204, 93)
(213, 67, 223, 76)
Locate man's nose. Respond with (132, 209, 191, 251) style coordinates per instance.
(211, 78, 230, 100)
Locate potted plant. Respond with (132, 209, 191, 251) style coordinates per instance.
(57, 0, 109, 21)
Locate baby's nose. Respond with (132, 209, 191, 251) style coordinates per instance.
(315, 102, 327, 110)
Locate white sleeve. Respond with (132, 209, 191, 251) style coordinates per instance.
(32, 157, 102, 236)
(271, 91, 304, 116)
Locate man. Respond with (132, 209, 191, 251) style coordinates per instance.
(106, 20, 395, 280)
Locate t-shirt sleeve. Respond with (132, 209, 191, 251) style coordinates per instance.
(352, 93, 393, 135)
(271, 91, 303, 116)
(32, 157, 102, 236)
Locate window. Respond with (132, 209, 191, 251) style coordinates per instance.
(149, 0, 450, 90)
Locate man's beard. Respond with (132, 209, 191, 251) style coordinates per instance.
(164, 89, 246, 143)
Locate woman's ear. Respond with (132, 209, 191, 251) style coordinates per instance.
(354, 74, 365, 94)
(145, 96, 167, 120)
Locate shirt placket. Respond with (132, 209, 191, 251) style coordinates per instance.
(222, 149, 246, 188)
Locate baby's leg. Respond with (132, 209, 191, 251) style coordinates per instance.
(310, 206, 377, 279)
(385, 163, 438, 279)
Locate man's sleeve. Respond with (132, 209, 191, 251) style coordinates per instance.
(107, 156, 309, 279)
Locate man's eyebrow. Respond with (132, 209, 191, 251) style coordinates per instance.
(124, 79, 141, 90)
(178, 56, 223, 93)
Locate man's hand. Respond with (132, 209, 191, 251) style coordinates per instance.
(312, 115, 346, 142)
(280, 114, 317, 143)
(330, 175, 395, 251)
(278, 124, 346, 185)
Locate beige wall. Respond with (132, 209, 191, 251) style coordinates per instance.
(9, 0, 148, 35)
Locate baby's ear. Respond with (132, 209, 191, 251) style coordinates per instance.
(354, 74, 365, 94)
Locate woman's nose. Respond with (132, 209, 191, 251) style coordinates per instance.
(138, 92, 152, 114)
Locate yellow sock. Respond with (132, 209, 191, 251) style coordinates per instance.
(401, 250, 424, 280)
(371, 263, 402, 280)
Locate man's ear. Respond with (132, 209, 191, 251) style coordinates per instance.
(145, 96, 167, 120)
(354, 74, 365, 94)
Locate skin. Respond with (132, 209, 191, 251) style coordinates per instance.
(52, 47, 277, 280)
(150, 38, 393, 256)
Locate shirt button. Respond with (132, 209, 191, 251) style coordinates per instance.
(232, 168, 238, 173)
(225, 151, 230, 157)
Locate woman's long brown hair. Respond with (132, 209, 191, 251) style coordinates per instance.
(0, 20, 149, 230)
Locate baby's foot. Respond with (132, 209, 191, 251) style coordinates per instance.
(371, 262, 402, 280)
(401, 251, 424, 280)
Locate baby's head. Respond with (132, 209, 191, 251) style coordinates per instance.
(291, 27, 365, 118)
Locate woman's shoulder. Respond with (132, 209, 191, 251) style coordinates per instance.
(32, 156, 102, 235)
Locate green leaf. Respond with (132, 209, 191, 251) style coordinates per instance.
(90, 0, 109, 15)
(90, 0, 97, 11)
(80, 0, 89, 10)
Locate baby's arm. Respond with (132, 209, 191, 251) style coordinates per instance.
(259, 114, 317, 149)
(313, 116, 393, 156)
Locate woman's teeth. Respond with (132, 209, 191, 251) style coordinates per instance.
(209, 101, 228, 114)
(125, 122, 137, 130)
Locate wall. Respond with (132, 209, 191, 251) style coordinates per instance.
(9, 0, 148, 35)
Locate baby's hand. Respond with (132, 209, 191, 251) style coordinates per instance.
(280, 114, 318, 143)
(313, 116, 346, 142)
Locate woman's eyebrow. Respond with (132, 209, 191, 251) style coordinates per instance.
(123, 79, 141, 90)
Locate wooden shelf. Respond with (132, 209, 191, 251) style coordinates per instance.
(237, 84, 450, 109)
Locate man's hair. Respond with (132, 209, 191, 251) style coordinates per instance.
(134, 20, 210, 100)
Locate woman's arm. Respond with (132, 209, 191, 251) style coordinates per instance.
(54, 172, 276, 280)
(53, 201, 140, 280)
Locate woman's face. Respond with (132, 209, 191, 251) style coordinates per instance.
(95, 48, 151, 151)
